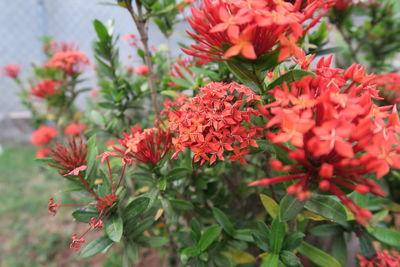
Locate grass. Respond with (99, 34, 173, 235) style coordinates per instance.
(0, 143, 110, 267)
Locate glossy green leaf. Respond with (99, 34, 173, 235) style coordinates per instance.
(93, 20, 110, 41)
(280, 250, 301, 266)
(279, 194, 305, 221)
(197, 225, 222, 252)
(212, 207, 236, 236)
(262, 253, 280, 267)
(170, 199, 194, 211)
(371, 227, 400, 247)
(297, 242, 341, 267)
(282, 232, 305, 251)
(305, 195, 347, 222)
(79, 236, 113, 258)
(124, 197, 150, 223)
(106, 215, 123, 242)
(310, 224, 343, 237)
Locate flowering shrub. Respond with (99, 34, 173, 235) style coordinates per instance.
(5, 0, 400, 266)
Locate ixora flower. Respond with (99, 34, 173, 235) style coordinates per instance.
(167, 82, 262, 165)
(30, 79, 62, 98)
(3, 64, 21, 78)
(374, 72, 400, 104)
(113, 125, 172, 165)
(31, 125, 57, 146)
(46, 50, 90, 74)
(357, 250, 400, 267)
(64, 122, 87, 136)
(47, 138, 128, 251)
(135, 65, 149, 75)
(250, 56, 400, 225)
(183, 0, 335, 61)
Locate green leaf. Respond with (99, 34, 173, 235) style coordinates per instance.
(233, 229, 254, 242)
(267, 70, 314, 91)
(253, 221, 270, 251)
(72, 209, 99, 223)
(212, 207, 236, 236)
(279, 194, 305, 221)
(310, 224, 343, 237)
(260, 194, 279, 218)
(181, 247, 201, 264)
(190, 67, 219, 80)
(170, 199, 194, 211)
(280, 251, 301, 266)
(297, 242, 341, 267)
(85, 135, 98, 185)
(106, 215, 123, 242)
(282, 232, 305, 251)
(269, 218, 285, 254)
(371, 227, 400, 247)
(170, 77, 193, 88)
(124, 197, 150, 223)
(331, 234, 347, 266)
(253, 50, 279, 71)
(305, 195, 347, 222)
(93, 20, 109, 42)
(79, 236, 113, 258)
(166, 167, 190, 181)
(226, 58, 263, 91)
(140, 236, 169, 248)
(197, 225, 222, 252)
(262, 253, 280, 267)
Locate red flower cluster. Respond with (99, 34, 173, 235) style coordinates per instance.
(43, 40, 79, 54)
(184, 0, 334, 61)
(168, 57, 208, 87)
(31, 125, 57, 146)
(30, 79, 61, 98)
(64, 122, 87, 136)
(114, 125, 172, 165)
(3, 64, 21, 78)
(250, 56, 400, 225)
(167, 82, 261, 165)
(46, 50, 90, 74)
(357, 250, 400, 267)
(374, 72, 400, 104)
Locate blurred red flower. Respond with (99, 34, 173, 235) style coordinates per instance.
(30, 79, 61, 98)
(31, 125, 57, 146)
(135, 65, 149, 75)
(3, 64, 21, 78)
(64, 123, 87, 136)
(46, 50, 90, 74)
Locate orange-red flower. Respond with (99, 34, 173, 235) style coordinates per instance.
(184, 0, 334, 61)
(30, 79, 61, 98)
(135, 65, 149, 75)
(167, 82, 261, 165)
(36, 147, 50, 158)
(114, 125, 172, 165)
(250, 56, 400, 225)
(3, 64, 21, 78)
(31, 125, 57, 146)
(374, 72, 400, 104)
(46, 50, 90, 74)
(357, 250, 400, 267)
(64, 123, 87, 136)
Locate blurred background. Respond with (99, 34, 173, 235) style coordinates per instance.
(0, 0, 187, 266)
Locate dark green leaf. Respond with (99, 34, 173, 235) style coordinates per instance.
(124, 197, 150, 223)
(106, 215, 123, 242)
(170, 199, 194, 211)
(305, 195, 347, 222)
(310, 224, 343, 237)
(297, 242, 341, 267)
(233, 229, 254, 242)
(282, 232, 305, 251)
(197, 225, 222, 252)
(79, 236, 113, 258)
(280, 251, 301, 266)
(181, 247, 201, 264)
(279, 194, 305, 222)
(226, 58, 263, 91)
(72, 209, 99, 223)
(212, 207, 236, 236)
(262, 253, 280, 267)
(93, 20, 109, 42)
(331, 234, 347, 266)
(166, 167, 190, 181)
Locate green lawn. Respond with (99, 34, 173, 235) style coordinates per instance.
(0, 144, 107, 267)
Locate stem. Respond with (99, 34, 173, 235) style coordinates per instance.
(106, 158, 115, 194)
(78, 173, 101, 200)
(125, 0, 160, 120)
